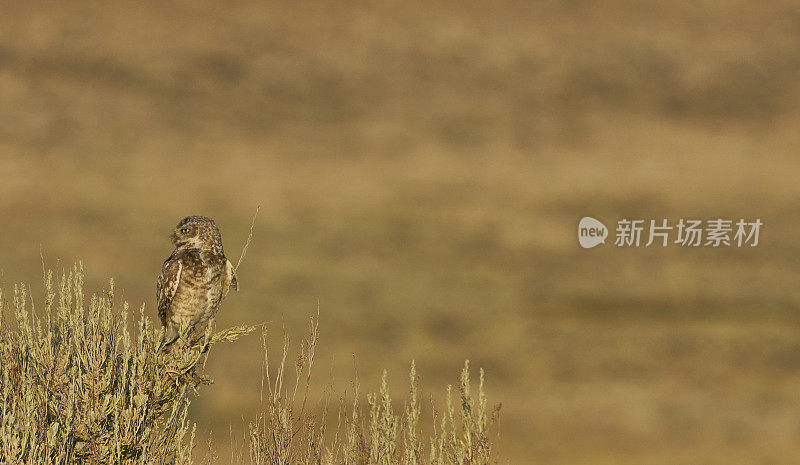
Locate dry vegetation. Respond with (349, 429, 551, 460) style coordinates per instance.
(1, 1, 800, 464)
(0, 267, 499, 464)
(0, 264, 257, 464)
(247, 317, 500, 465)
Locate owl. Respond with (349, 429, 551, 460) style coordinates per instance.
(156, 215, 238, 349)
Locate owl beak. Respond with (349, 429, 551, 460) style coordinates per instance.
(169, 231, 178, 245)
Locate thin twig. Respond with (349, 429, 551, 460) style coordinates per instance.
(235, 205, 261, 273)
(39, 244, 46, 284)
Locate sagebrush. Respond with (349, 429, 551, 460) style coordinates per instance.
(0, 263, 253, 464)
(0, 265, 499, 464)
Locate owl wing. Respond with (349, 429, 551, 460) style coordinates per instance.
(222, 259, 238, 298)
(156, 253, 183, 327)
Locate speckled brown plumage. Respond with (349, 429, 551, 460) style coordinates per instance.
(157, 215, 237, 348)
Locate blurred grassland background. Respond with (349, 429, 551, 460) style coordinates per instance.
(2, 0, 800, 463)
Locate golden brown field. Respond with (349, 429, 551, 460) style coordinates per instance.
(2, 0, 800, 463)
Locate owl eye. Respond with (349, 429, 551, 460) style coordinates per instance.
(180, 228, 191, 234)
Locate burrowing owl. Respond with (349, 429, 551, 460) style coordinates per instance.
(157, 216, 238, 349)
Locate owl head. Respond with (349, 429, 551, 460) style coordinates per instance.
(170, 216, 223, 253)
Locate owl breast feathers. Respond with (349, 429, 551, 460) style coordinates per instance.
(157, 216, 237, 348)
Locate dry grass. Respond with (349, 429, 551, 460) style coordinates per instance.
(248, 316, 500, 465)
